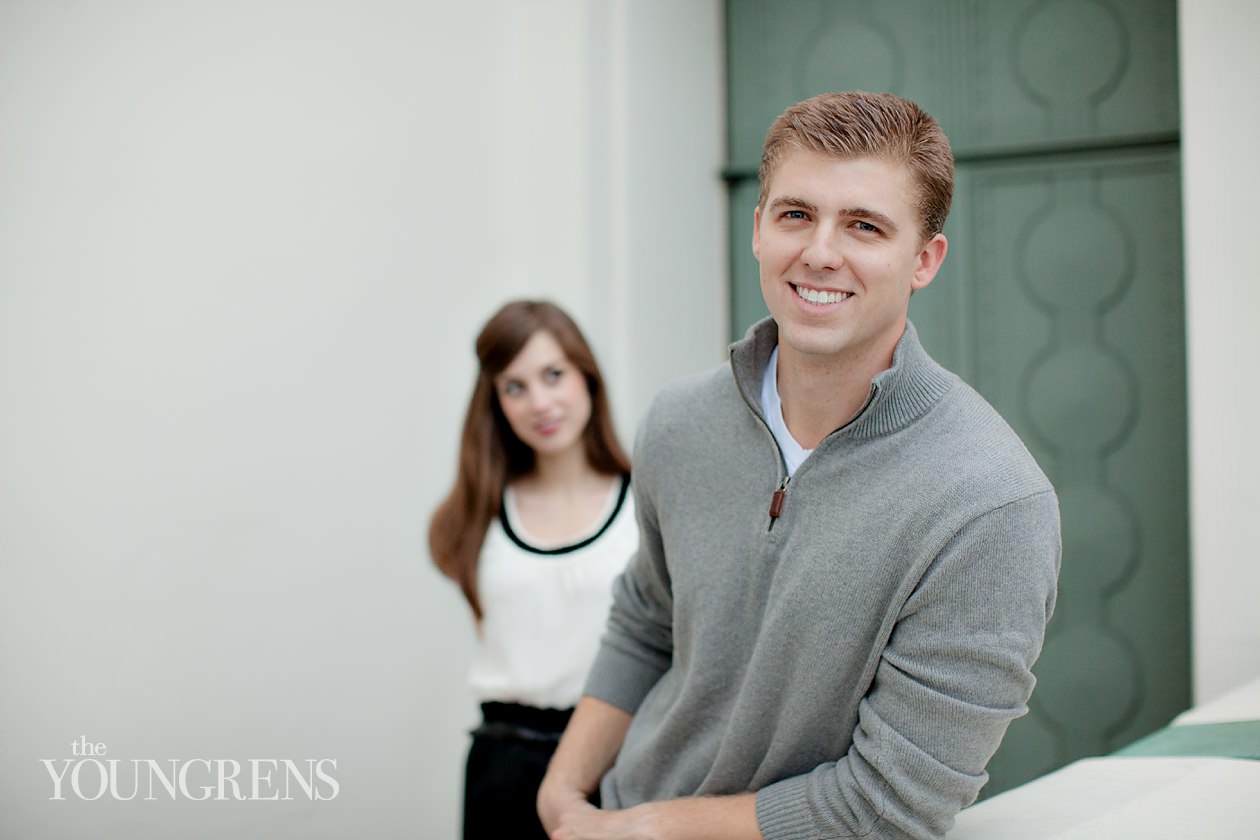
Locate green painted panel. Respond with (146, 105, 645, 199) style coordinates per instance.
(728, 178, 768, 340)
(726, 0, 1187, 800)
(726, 0, 1180, 171)
(959, 149, 1190, 789)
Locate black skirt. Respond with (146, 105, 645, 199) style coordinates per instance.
(463, 702, 579, 840)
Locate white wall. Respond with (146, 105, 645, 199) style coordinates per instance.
(0, 2, 724, 838)
(1180, 0, 1260, 704)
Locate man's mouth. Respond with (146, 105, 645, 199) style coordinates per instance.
(791, 283, 853, 305)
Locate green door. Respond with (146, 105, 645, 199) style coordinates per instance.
(726, 0, 1188, 795)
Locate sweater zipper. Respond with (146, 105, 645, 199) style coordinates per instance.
(767, 475, 790, 531)
(764, 383, 879, 531)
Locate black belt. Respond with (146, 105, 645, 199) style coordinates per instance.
(472, 702, 574, 743)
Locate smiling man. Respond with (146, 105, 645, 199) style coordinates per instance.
(538, 92, 1061, 840)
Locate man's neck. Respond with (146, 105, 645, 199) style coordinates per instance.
(776, 334, 900, 449)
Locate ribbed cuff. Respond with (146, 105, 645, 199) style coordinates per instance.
(754, 774, 817, 840)
(582, 640, 668, 715)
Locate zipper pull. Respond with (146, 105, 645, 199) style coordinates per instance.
(769, 475, 790, 521)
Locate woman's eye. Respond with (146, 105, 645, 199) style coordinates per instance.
(502, 381, 523, 396)
(544, 368, 563, 383)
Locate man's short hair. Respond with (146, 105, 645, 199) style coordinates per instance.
(758, 91, 955, 240)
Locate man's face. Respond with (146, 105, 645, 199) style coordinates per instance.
(753, 150, 947, 371)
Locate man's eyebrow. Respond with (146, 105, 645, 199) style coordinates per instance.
(842, 207, 899, 233)
(766, 196, 818, 214)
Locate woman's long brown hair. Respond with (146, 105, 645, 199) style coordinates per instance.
(428, 300, 630, 619)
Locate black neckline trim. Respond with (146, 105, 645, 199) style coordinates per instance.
(500, 474, 631, 556)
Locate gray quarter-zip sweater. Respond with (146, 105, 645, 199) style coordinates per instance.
(584, 319, 1061, 840)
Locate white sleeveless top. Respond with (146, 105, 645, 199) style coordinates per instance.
(468, 475, 638, 709)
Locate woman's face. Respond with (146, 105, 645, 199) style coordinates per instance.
(493, 330, 593, 461)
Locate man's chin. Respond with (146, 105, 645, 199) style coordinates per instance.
(775, 323, 850, 360)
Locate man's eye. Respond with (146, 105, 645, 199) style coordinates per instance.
(782, 210, 808, 221)
(852, 220, 880, 234)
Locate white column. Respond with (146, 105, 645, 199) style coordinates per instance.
(1179, 0, 1260, 702)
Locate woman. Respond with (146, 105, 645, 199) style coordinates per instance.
(429, 300, 636, 840)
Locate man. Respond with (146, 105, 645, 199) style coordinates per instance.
(537, 91, 1061, 840)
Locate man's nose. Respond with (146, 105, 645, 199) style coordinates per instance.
(801, 228, 843, 271)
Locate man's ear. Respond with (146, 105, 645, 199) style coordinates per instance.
(752, 205, 762, 261)
(911, 233, 948, 291)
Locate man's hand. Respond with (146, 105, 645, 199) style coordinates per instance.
(547, 796, 762, 840)
(538, 697, 634, 834)
(537, 773, 601, 836)
(537, 697, 763, 840)
(548, 801, 662, 840)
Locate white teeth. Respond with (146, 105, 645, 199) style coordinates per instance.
(794, 285, 850, 305)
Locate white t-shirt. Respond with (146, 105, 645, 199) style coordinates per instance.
(468, 475, 638, 709)
(760, 344, 814, 476)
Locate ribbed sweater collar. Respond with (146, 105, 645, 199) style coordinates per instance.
(729, 317, 955, 441)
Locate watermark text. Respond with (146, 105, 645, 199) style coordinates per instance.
(42, 736, 339, 801)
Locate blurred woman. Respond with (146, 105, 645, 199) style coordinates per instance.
(429, 300, 636, 840)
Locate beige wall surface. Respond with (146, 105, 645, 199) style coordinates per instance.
(0, 2, 723, 838)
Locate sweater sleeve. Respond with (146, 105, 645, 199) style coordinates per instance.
(582, 401, 676, 714)
(755, 489, 1061, 840)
